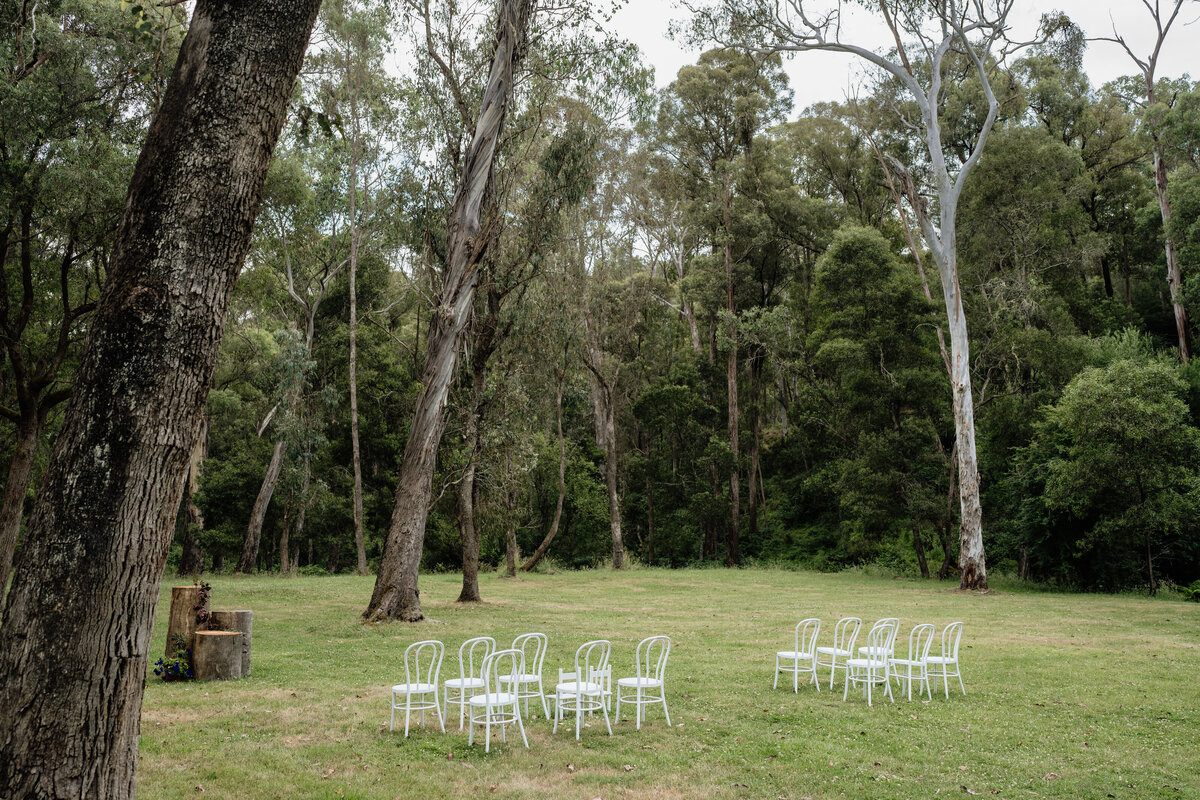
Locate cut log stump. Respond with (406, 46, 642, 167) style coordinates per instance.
(194, 631, 243, 681)
(210, 609, 253, 676)
(165, 586, 207, 658)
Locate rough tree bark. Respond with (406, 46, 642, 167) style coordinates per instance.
(364, 0, 536, 622)
(0, 1, 319, 796)
(0, 411, 40, 600)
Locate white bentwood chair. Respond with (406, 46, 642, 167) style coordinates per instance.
(444, 636, 495, 730)
(389, 639, 445, 736)
(858, 617, 900, 660)
(616, 635, 672, 729)
(925, 621, 965, 698)
(500, 632, 550, 719)
(842, 622, 898, 707)
(553, 640, 613, 740)
(775, 618, 821, 693)
(815, 616, 861, 689)
(888, 623, 934, 701)
(467, 648, 530, 753)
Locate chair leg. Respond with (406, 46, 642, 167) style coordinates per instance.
(575, 697, 582, 741)
(636, 687, 644, 730)
(773, 656, 779, 690)
(539, 680, 550, 719)
(484, 705, 491, 754)
(956, 667, 965, 696)
(829, 657, 837, 690)
(614, 687, 622, 724)
(468, 705, 475, 747)
(404, 694, 412, 737)
(515, 701, 529, 748)
(390, 694, 396, 732)
(601, 694, 613, 735)
(662, 692, 672, 726)
(943, 671, 950, 699)
(435, 691, 445, 732)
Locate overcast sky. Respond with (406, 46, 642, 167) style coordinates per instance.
(611, 0, 1198, 114)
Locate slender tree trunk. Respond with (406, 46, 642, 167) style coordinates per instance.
(364, 0, 535, 622)
(1123, 239, 1133, 308)
(522, 371, 567, 571)
(645, 469, 656, 565)
(504, 457, 518, 578)
(347, 73, 368, 576)
(1152, 147, 1190, 361)
(456, 423, 482, 601)
(0, 2, 318, 795)
(179, 418, 207, 576)
(278, 502, 293, 575)
(601, 385, 624, 569)
(747, 353, 762, 542)
(289, 466, 311, 576)
(237, 439, 286, 573)
(912, 521, 930, 579)
(0, 411, 39, 601)
(723, 174, 740, 567)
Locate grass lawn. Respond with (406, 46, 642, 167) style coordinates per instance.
(140, 568, 1200, 799)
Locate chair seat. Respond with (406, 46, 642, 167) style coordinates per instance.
(816, 646, 851, 656)
(392, 682, 436, 694)
(777, 650, 815, 660)
(468, 692, 517, 706)
(890, 658, 924, 668)
(555, 680, 603, 695)
(845, 657, 886, 669)
(499, 672, 539, 684)
(617, 676, 662, 689)
(858, 646, 892, 657)
(925, 656, 957, 665)
(445, 677, 484, 690)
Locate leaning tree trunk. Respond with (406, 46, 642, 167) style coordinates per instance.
(179, 418, 207, 576)
(237, 438, 285, 573)
(522, 371, 567, 571)
(0, 410, 39, 602)
(0, 2, 319, 796)
(364, 0, 535, 623)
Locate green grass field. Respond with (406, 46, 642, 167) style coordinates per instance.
(140, 569, 1200, 799)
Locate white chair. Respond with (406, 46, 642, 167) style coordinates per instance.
(616, 635, 672, 729)
(775, 619, 821, 693)
(815, 617, 861, 689)
(888, 624, 934, 701)
(499, 632, 550, 719)
(925, 621, 965, 698)
(467, 648, 529, 753)
(389, 639, 445, 736)
(444, 636, 495, 730)
(842, 622, 898, 706)
(553, 640, 613, 740)
(858, 618, 900, 660)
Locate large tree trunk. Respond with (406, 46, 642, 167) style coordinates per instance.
(0, 2, 318, 796)
(723, 174, 740, 567)
(364, 0, 535, 623)
(522, 370, 567, 571)
(237, 439, 286, 573)
(179, 418, 207, 576)
(456, 427, 482, 602)
(0, 411, 39, 601)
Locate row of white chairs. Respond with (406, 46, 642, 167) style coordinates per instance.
(775, 617, 964, 706)
(389, 634, 672, 751)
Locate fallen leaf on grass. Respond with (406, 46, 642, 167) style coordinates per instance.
(731, 783, 748, 788)
(567, 764, 575, 772)
(960, 788, 979, 796)
(1043, 773, 1060, 781)
(321, 768, 335, 779)
(623, 765, 634, 772)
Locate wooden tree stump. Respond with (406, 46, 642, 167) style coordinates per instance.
(165, 586, 207, 658)
(210, 610, 253, 676)
(193, 631, 243, 681)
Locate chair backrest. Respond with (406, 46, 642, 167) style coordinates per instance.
(457, 636, 496, 681)
(405, 640, 445, 687)
(512, 632, 548, 677)
(634, 635, 672, 683)
(904, 624, 936, 662)
(833, 616, 862, 651)
(793, 619, 820, 656)
(481, 648, 524, 696)
(574, 639, 611, 688)
(940, 621, 963, 661)
(862, 623, 896, 666)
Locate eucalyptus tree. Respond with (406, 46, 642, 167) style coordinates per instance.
(0, 0, 321, 794)
(364, 0, 539, 622)
(1097, 0, 1194, 360)
(0, 0, 183, 600)
(657, 48, 789, 564)
(685, 0, 1080, 589)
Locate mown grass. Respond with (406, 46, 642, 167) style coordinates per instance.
(139, 568, 1200, 799)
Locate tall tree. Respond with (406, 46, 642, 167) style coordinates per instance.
(364, 0, 537, 622)
(686, 0, 1078, 588)
(1097, 0, 1193, 360)
(0, 0, 320, 795)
